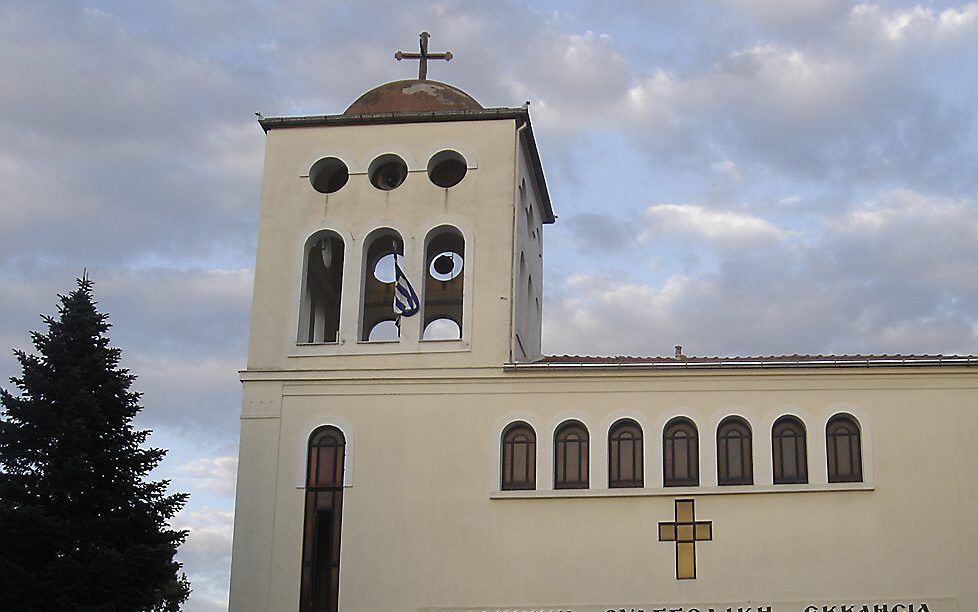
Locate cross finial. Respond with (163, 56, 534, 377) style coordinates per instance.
(394, 31, 453, 80)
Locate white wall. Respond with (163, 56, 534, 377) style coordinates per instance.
(231, 366, 978, 611)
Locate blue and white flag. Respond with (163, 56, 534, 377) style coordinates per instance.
(392, 253, 420, 317)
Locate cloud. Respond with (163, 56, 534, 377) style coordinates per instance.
(827, 189, 978, 299)
(176, 456, 238, 499)
(172, 506, 234, 612)
(501, 30, 632, 132)
(0, 267, 250, 439)
(622, 43, 897, 178)
(604, 4, 978, 190)
(564, 212, 638, 253)
(0, 3, 265, 267)
(725, 0, 852, 37)
(95, 268, 254, 358)
(130, 354, 243, 435)
(712, 160, 744, 184)
(643, 203, 789, 248)
(851, 3, 978, 44)
(546, 188, 978, 358)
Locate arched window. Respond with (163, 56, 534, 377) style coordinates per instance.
(772, 416, 808, 484)
(608, 419, 643, 488)
(663, 417, 699, 487)
(500, 422, 536, 490)
(298, 231, 345, 344)
(826, 414, 863, 483)
(360, 229, 404, 342)
(716, 416, 753, 486)
(422, 227, 464, 340)
(554, 420, 589, 489)
(300, 426, 346, 612)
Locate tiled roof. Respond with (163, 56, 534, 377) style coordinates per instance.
(519, 354, 978, 369)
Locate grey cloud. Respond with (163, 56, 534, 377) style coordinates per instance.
(175, 456, 238, 499)
(172, 506, 234, 612)
(95, 268, 254, 358)
(1, 267, 252, 360)
(822, 190, 978, 309)
(625, 44, 976, 190)
(0, 3, 269, 267)
(1, 267, 250, 437)
(0, 5, 261, 144)
(600, 4, 978, 195)
(564, 212, 638, 253)
(545, 188, 978, 358)
(129, 354, 243, 436)
(723, 0, 852, 39)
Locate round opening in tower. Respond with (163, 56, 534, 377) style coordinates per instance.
(368, 154, 408, 190)
(367, 319, 400, 342)
(372, 253, 397, 283)
(309, 157, 349, 194)
(423, 317, 461, 340)
(427, 150, 467, 188)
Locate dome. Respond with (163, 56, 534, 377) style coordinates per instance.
(344, 79, 483, 115)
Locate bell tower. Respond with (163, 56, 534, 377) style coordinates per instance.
(244, 35, 554, 371)
(231, 36, 554, 612)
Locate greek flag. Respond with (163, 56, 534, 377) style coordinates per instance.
(392, 253, 420, 317)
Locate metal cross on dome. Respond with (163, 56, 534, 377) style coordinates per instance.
(395, 31, 453, 80)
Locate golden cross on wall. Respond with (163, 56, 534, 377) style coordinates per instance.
(395, 31, 452, 80)
(658, 499, 713, 579)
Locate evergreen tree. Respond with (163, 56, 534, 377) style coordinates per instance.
(0, 277, 191, 612)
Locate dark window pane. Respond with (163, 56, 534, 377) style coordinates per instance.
(674, 441, 689, 480)
(609, 419, 644, 488)
(301, 427, 345, 612)
(773, 417, 808, 484)
(555, 421, 589, 489)
(717, 417, 753, 485)
(315, 447, 337, 488)
(501, 422, 536, 490)
(827, 414, 862, 483)
(663, 418, 699, 487)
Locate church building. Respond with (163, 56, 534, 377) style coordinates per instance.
(229, 34, 978, 612)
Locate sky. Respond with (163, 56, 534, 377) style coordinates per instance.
(2, 1, 977, 610)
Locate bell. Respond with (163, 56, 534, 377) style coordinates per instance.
(371, 161, 407, 190)
(433, 253, 455, 275)
(320, 238, 333, 268)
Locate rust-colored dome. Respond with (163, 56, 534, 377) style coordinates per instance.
(344, 79, 483, 115)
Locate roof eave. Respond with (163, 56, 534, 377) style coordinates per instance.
(507, 356, 978, 371)
(258, 106, 528, 132)
(514, 114, 555, 224)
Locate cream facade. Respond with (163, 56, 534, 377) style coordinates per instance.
(229, 80, 978, 612)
